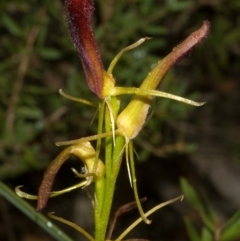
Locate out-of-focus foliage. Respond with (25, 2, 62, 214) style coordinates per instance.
(1, 0, 240, 240)
(0, 0, 95, 179)
(1, 0, 239, 177)
(181, 177, 240, 241)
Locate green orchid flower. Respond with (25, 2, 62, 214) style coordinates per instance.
(16, 0, 210, 240)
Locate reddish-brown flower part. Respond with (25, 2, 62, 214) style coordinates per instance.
(65, 0, 104, 98)
(36, 142, 105, 211)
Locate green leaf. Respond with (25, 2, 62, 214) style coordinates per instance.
(201, 227, 213, 241)
(37, 47, 62, 60)
(17, 107, 43, 119)
(221, 211, 240, 241)
(166, 0, 192, 11)
(180, 177, 205, 212)
(184, 217, 201, 241)
(222, 209, 240, 232)
(36, 22, 48, 47)
(201, 191, 218, 225)
(2, 14, 23, 37)
(180, 177, 215, 231)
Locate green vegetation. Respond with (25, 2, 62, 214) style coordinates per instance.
(0, 0, 240, 240)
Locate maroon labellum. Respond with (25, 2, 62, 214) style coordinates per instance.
(65, 0, 104, 99)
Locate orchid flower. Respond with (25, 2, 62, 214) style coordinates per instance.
(60, 0, 209, 225)
(16, 0, 210, 240)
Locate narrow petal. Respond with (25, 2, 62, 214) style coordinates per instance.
(65, 0, 104, 98)
(36, 142, 105, 211)
(117, 21, 210, 139)
(141, 21, 210, 90)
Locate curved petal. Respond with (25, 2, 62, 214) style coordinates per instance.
(65, 0, 104, 98)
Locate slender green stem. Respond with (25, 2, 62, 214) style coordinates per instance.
(97, 135, 125, 241)
(94, 101, 106, 239)
(94, 101, 106, 214)
(93, 101, 105, 175)
(104, 101, 114, 175)
(95, 95, 124, 241)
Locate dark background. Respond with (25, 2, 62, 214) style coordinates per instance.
(0, 0, 240, 240)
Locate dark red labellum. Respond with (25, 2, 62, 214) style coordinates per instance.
(65, 0, 104, 98)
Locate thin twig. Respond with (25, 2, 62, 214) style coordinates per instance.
(5, 8, 45, 137)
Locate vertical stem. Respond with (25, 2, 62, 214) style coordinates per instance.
(95, 97, 124, 241)
(94, 176, 105, 238)
(94, 101, 106, 241)
(97, 135, 125, 241)
(94, 101, 105, 230)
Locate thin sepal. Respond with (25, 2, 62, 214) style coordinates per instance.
(115, 195, 184, 241)
(15, 180, 88, 200)
(107, 37, 151, 75)
(59, 89, 97, 108)
(128, 140, 151, 224)
(49, 212, 95, 241)
(111, 87, 205, 106)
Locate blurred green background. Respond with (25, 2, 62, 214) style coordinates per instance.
(0, 0, 240, 240)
